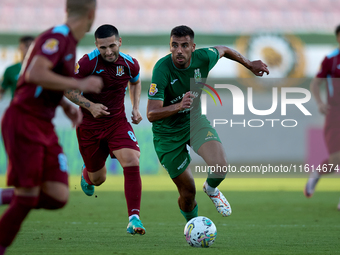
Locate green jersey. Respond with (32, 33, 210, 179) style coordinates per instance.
(148, 47, 219, 136)
(1, 62, 21, 98)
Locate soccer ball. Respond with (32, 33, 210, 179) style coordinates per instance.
(184, 216, 217, 248)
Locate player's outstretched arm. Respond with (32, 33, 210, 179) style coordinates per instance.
(64, 89, 110, 118)
(129, 79, 142, 124)
(25, 55, 103, 93)
(147, 92, 194, 122)
(214, 45, 269, 77)
(310, 78, 329, 115)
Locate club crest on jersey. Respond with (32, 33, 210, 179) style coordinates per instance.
(42, 38, 59, 55)
(74, 63, 80, 74)
(149, 83, 158, 96)
(116, 66, 124, 76)
(194, 68, 202, 83)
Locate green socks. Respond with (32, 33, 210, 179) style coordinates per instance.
(180, 204, 198, 222)
(206, 175, 225, 188)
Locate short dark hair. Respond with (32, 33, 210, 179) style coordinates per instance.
(170, 25, 194, 40)
(19, 36, 34, 45)
(95, 24, 119, 39)
(335, 24, 340, 36)
(67, 0, 96, 17)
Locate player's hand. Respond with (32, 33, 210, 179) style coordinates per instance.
(249, 60, 269, 77)
(89, 103, 110, 118)
(318, 102, 330, 115)
(63, 104, 83, 128)
(131, 109, 142, 124)
(79, 76, 103, 93)
(179, 92, 195, 111)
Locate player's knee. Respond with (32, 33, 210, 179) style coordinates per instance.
(122, 157, 139, 167)
(129, 157, 139, 166)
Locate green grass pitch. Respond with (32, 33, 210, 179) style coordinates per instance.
(0, 175, 339, 255)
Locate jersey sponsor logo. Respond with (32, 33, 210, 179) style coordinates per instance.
(170, 79, 178, 85)
(207, 131, 214, 137)
(42, 38, 59, 55)
(74, 63, 80, 74)
(96, 69, 104, 74)
(149, 83, 158, 96)
(116, 66, 124, 76)
(64, 53, 73, 61)
(205, 131, 217, 140)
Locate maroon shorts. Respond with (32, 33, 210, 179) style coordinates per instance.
(324, 107, 340, 154)
(1, 106, 69, 188)
(76, 119, 140, 172)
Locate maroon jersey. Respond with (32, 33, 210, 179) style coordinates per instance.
(316, 48, 340, 107)
(75, 49, 140, 129)
(11, 24, 78, 121)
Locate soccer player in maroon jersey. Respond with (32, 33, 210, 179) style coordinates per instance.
(304, 24, 340, 210)
(64, 24, 146, 235)
(0, 0, 102, 253)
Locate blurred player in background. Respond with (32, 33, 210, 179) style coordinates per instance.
(65, 24, 146, 235)
(0, 35, 35, 100)
(0, 37, 34, 208)
(0, 0, 102, 254)
(147, 25, 269, 221)
(304, 24, 340, 210)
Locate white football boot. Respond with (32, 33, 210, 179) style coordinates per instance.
(203, 181, 232, 217)
(304, 170, 321, 198)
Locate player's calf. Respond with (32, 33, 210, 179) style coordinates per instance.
(35, 192, 67, 210)
(0, 195, 39, 251)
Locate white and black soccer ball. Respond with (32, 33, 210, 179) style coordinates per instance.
(184, 216, 217, 248)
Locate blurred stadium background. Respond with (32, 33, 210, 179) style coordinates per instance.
(1, 0, 340, 175)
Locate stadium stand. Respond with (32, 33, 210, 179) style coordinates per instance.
(0, 0, 339, 33)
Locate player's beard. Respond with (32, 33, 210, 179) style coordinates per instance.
(174, 54, 189, 68)
(104, 53, 118, 62)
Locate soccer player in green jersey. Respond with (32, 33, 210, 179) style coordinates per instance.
(147, 25, 269, 221)
(0, 36, 35, 100)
